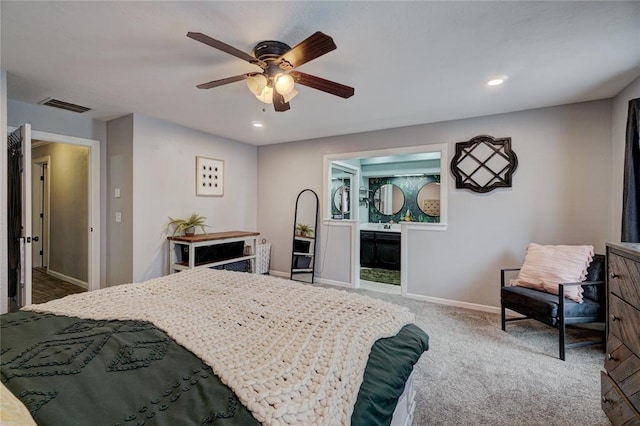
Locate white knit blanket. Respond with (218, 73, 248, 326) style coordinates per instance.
(24, 269, 414, 425)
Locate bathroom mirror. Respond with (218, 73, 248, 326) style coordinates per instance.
(290, 189, 319, 284)
(333, 185, 350, 213)
(373, 184, 405, 215)
(416, 182, 440, 217)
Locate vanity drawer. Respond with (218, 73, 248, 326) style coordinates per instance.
(609, 294, 640, 357)
(602, 371, 640, 426)
(609, 252, 640, 310)
(606, 334, 640, 411)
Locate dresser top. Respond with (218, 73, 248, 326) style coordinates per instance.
(607, 242, 640, 260)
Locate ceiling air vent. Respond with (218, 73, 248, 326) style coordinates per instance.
(38, 98, 91, 113)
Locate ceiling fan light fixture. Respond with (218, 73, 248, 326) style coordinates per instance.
(256, 86, 274, 104)
(274, 73, 295, 95)
(283, 87, 299, 103)
(246, 74, 268, 96)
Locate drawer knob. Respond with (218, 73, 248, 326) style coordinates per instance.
(606, 353, 617, 361)
(611, 314, 620, 322)
(610, 272, 620, 279)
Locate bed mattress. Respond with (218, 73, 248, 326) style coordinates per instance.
(1, 269, 428, 425)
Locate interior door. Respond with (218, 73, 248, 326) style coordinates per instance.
(31, 162, 44, 268)
(8, 124, 32, 307)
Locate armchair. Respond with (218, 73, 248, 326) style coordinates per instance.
(500, 254, 605, 360)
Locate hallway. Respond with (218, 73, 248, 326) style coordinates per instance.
(32, 267, 86, 304)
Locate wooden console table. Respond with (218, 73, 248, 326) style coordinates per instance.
(168, 231, 259, 274)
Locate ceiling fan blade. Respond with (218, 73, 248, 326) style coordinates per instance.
(187, 32, 266, 68)
(196, 74, 249, 89)
(277, 32, 337, 70)
(290, 71, 355, 99)
(273, 91, 291, 112)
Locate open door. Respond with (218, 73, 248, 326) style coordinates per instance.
(7, 124, 32, 309)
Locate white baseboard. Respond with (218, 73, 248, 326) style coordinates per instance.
(46, 269, 88, 290)
(268, 270, 289, 279)
(404, 292, 500, 314)
(314, 277, 352, 288)
(269, 270, 352, 288)
(269, 271, 505, 315)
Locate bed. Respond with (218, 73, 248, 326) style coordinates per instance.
(1, 269, 428, 425)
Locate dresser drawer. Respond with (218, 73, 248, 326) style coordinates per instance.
(609, 294, 640, 357)
(609, 252, 640, 310)
(601, 371, 640, 426)
(606, 334, 640, 411)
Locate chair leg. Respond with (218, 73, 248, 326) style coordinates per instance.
(559, 322, 566, 361)
(501, 304, 506, 331)
(559, 291, 566, 361)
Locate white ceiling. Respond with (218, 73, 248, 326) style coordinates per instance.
(2, 1, 639, 146)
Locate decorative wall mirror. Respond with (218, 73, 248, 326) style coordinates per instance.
(416, 182, 440, 217)
(290, 189, 319, 284)
(333, 185, 350, 214)
(450, 134, 518, 193)
(373, 184, 405, 215)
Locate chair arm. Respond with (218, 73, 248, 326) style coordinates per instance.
(557, 280, 606, 312)
(500, 268, 521, 287)
(558, 280, 605, 287)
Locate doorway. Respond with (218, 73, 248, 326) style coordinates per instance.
(6, 126, 100, 311)
(31, 142, 90, 303)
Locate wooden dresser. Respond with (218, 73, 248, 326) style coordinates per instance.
(602, 242, 640, 425)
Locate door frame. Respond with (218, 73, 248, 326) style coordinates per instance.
(9, 126, 101, 292)
(32, 156, 51, 269)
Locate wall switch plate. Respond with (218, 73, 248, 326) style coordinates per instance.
(115, 188, 121, 198)
(115, 212, 122, 223)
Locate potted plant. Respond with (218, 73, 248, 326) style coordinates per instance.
(295, 223, 314, 238)
(168, 213, 209, 236)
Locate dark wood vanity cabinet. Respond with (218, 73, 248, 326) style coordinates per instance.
(360, 231, 401, 271)
(360, 231, 376, 268)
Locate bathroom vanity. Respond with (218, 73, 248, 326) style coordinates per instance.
(360, 227, 401, 271)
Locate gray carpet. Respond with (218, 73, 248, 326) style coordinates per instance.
(344, 287, 610, 426)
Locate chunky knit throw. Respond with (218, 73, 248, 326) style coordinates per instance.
(24, 269, 414, 425)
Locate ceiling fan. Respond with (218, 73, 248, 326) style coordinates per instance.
(187, 31, 355, 112)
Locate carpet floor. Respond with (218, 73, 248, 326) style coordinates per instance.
(344, 287, 609, 426)
(360, 267, 401, 285)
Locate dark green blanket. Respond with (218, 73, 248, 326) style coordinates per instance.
(1, 312, 428, 425)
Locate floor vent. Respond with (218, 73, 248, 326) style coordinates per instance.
(38, 98, 91, 113)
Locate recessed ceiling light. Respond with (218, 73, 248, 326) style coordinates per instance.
(252, 122, 263, 128)
(487, 76, 508, 86)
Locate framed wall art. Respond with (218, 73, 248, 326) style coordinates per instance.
(196, 156, 224, 196)
(450, 135, 518, 193)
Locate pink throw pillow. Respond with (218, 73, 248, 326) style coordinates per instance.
(511, 243, 594, 303)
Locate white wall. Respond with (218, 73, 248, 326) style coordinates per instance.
(131, 114, 258, 282)
(610, 76, 640, 242)
(258, 100, 613, 309)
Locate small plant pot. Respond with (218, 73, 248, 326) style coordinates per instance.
(185, 227, 195, 236)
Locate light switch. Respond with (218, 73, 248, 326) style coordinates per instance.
(115, 188, 121, 198)
(115, 212, 122, 223)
